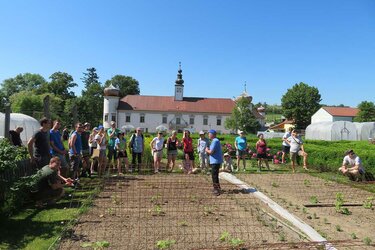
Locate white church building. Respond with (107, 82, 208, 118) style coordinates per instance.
(103, 64, 264, 134)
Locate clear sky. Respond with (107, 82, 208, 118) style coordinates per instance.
(1, 0, 374, 107)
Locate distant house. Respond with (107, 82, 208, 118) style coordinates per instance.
(268, 119, 294, 132)
(103, 64, 265, 133)
(311, 107, 359, 124)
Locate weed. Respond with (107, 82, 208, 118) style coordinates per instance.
(335, 192, 351, 215)
(309, 196, 319, 204)
(323, 218, 329, 224)
(363, 237, 372, 246)
(156, 239, 176, 249)
(350, 233, 357, 239)
(154, 205, 164, 215)
(278, 232, 286, 242)
(229, 238, 245, 247)
(81, 240, 110, 249)
(106, 208, 115, 216)
(204, 206, 214, 216)
(111, 195, 121, 205)
(303, 179, 311, 187)
(335, 225, 343, 232)
(363, 197, 374, 209)
(220, 231, 230, 242)
(271, 182, 279, 188)
(302, 207, 307, 214)
(178, 221, 188, 227)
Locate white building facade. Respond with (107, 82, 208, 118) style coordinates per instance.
(311, 107, 359, 124)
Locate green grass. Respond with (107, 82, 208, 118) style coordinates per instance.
(0, 178, 102, 250)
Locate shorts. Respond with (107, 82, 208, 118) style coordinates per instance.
(117, 150, 128, 158)
(82, 149, 90, 158)
(90, 147, 96, 156)
(256, 153, 268, 159)
(99, 149, 106, 158)
(69, 155, 81, 171)
(107, 147, 117, 160)
(282, 145, 290, 154)
(167, 150, 178, 156)
(184, 151, 195, 161)
(236, 150, 247, 157)
(153, 150, 163, 159)
(52, 153, 68, 168)
(290, 151, 304, 161)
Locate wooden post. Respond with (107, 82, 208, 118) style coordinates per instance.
(4, 102, 11, 140)
(43, 95, 50, 119)
(72, 104, 78, 128)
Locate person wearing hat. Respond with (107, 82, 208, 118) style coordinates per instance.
(107, 121, 121, 171)
(89, 127, 99, 174)
(221, 152, 233, 173)
(286, 129, 308, 173)
(205, 129, 223, 196)
(234, 131, 247, 171)
(197, 131, 210, 171)
(339, 150, 365, 181)
(150, 131, 165, 174)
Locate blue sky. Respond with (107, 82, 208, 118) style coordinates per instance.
(0, 0, 374, 107)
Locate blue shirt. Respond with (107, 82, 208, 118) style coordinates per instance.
(235, 136, 247, 151)
(69, 131, 82, 155)
(209, 138, 223, 164)
(50, 129, 64, 155)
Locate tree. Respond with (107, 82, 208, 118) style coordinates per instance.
(81, 67, 100, 90)
(281, 82, 321, 129)
(225, 97, 260, 134)
(355, 101, 375, 122)
(1, 73, 47, 97)
(105, 75, 140, 97)
(46, 72, 77, 99)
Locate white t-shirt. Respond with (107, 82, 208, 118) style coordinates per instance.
(95, 134, 106, 150)
(287, 136, 303, 153)
(343, 155, 364, 172)
(282, 132, 291, 147)
(151, 137, 164, 151)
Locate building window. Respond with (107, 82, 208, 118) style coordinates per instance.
(189, 115, 194, 125)
(162, 115, 167, 124)
(203, 116, 208, 126)
(140, 114, 145, 123)
(176, 117, 181, 125)
(104, 113, 108, 122)
(111, 113, 116, 123)
(216, 117, 222, 126)
(126, 113, 131, 123)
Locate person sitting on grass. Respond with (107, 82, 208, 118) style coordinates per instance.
(339, 149, 365, 181)
(31, 156, 73, 208)
(220, 152, 233, 173)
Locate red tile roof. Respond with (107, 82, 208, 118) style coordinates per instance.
(322, 107, 359, 117)
(118, 95, 235, 114)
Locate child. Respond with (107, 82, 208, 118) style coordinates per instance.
(115, 132, 130, 175)
(221, 153, 233, 173)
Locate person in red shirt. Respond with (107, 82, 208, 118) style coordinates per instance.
(182, 130, 195, 173)
(256, 133, 270, 171)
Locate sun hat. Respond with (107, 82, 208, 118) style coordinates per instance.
(199, 131, 205, 135)
(224, 152, 230, 157)
(208, 129, 216, 134)
(98, 125, 104, 130)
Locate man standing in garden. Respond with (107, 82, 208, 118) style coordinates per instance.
(287, 129, 308, 172)
(339, 149, 365, 181)
(107, 121, 121, 170)
(28, 117, 51, 169)
(69, 123, 83, 180)
(234, 131, 247, 171)
(50, 120, 68, 177)
(206, 129, 223, 196)
(281, 127, 293, 164)
(197, 131, 210, 171)
(129, 127, 144, 172)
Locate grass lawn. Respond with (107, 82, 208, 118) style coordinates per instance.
(0, 178, 103, 250)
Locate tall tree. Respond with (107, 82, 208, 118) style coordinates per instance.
(355, 101, 375, 122)
(81, 67, 100, 90)
(105, 75, 140, 97)
(47, 72, 77, 99)
(1, 73, 47, 97)
(225, 97, 260, 134)
(281, 82, 321, 129)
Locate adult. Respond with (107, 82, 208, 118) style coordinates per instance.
(28, 117, 51, 169)
(256, 133, 270, 171)
(205, 129, 223, 196)
(182, 130, 195, 173)
(107, 121, 121, 170)
(128, 128, 144, 172)
(31, 157, 73, 207)
(281, 127, 293, 164)
(62, 127, 69, 141)
(197, 131, 210, 170)
(49, 120, 68, 177)
(9, 126, 23, 146)
(287, 129, 308, 173)
(166, 130, 179, 172)
(95, 125, 107, 177)
(69, 122, 83, 180)
(150, 131, 165, 174)
(115, 132, 129, 175)
(339, 150, 365, 181)
(235, 131, 247, 171)
(89, 127, 99, 174)
(80, 122, 91, 177)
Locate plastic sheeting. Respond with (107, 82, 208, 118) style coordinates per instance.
(353, 122, 375, 141)
(0, 113, 40, 145)
(306, 121, 370, 141)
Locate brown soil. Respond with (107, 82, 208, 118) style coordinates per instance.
(59, 172, 374, 249)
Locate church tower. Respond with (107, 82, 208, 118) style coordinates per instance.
(174, 62, 184, 101)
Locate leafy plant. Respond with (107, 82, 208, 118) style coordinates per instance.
(350, 233, 357, 239)
(111, 195, 121, 205)
(278, 232, 286, 242)
(178, 221, 188, 227)
(156, 239, 176, 249)
(303, 179, 311, 187)
(220, 231, 230, 242)
(363, 197, 374, 209)
(271, 182, 279, 188)
(335, 225, 343, 232)
(154, 204, 164, 215)
(229, 237, 245, 247)
(363, 237, 372, 246)
(335, 192, 351, 215)
(309, 196, 319, 204)
(151, 194, 161, 203)
(203, 206, 214, 216)
(81, 240, 110, 249)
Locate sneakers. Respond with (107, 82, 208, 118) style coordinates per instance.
(212, 189, 221, 196)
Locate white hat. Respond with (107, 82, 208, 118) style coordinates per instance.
(199, 131, 205, 135)
(239, 130, 244, 134)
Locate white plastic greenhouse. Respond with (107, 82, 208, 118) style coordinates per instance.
(305, 121, 357, 141)
(353, 122, 375, 141)
(0, 113, 40, 145)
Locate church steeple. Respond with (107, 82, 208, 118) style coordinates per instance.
(174, 62, 184, 101)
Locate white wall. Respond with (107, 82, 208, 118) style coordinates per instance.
(311, 108, 333, 123)
(103, 96, 120, 128)
(332, 116, 353, 122)
(116, 111, 232, 134)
